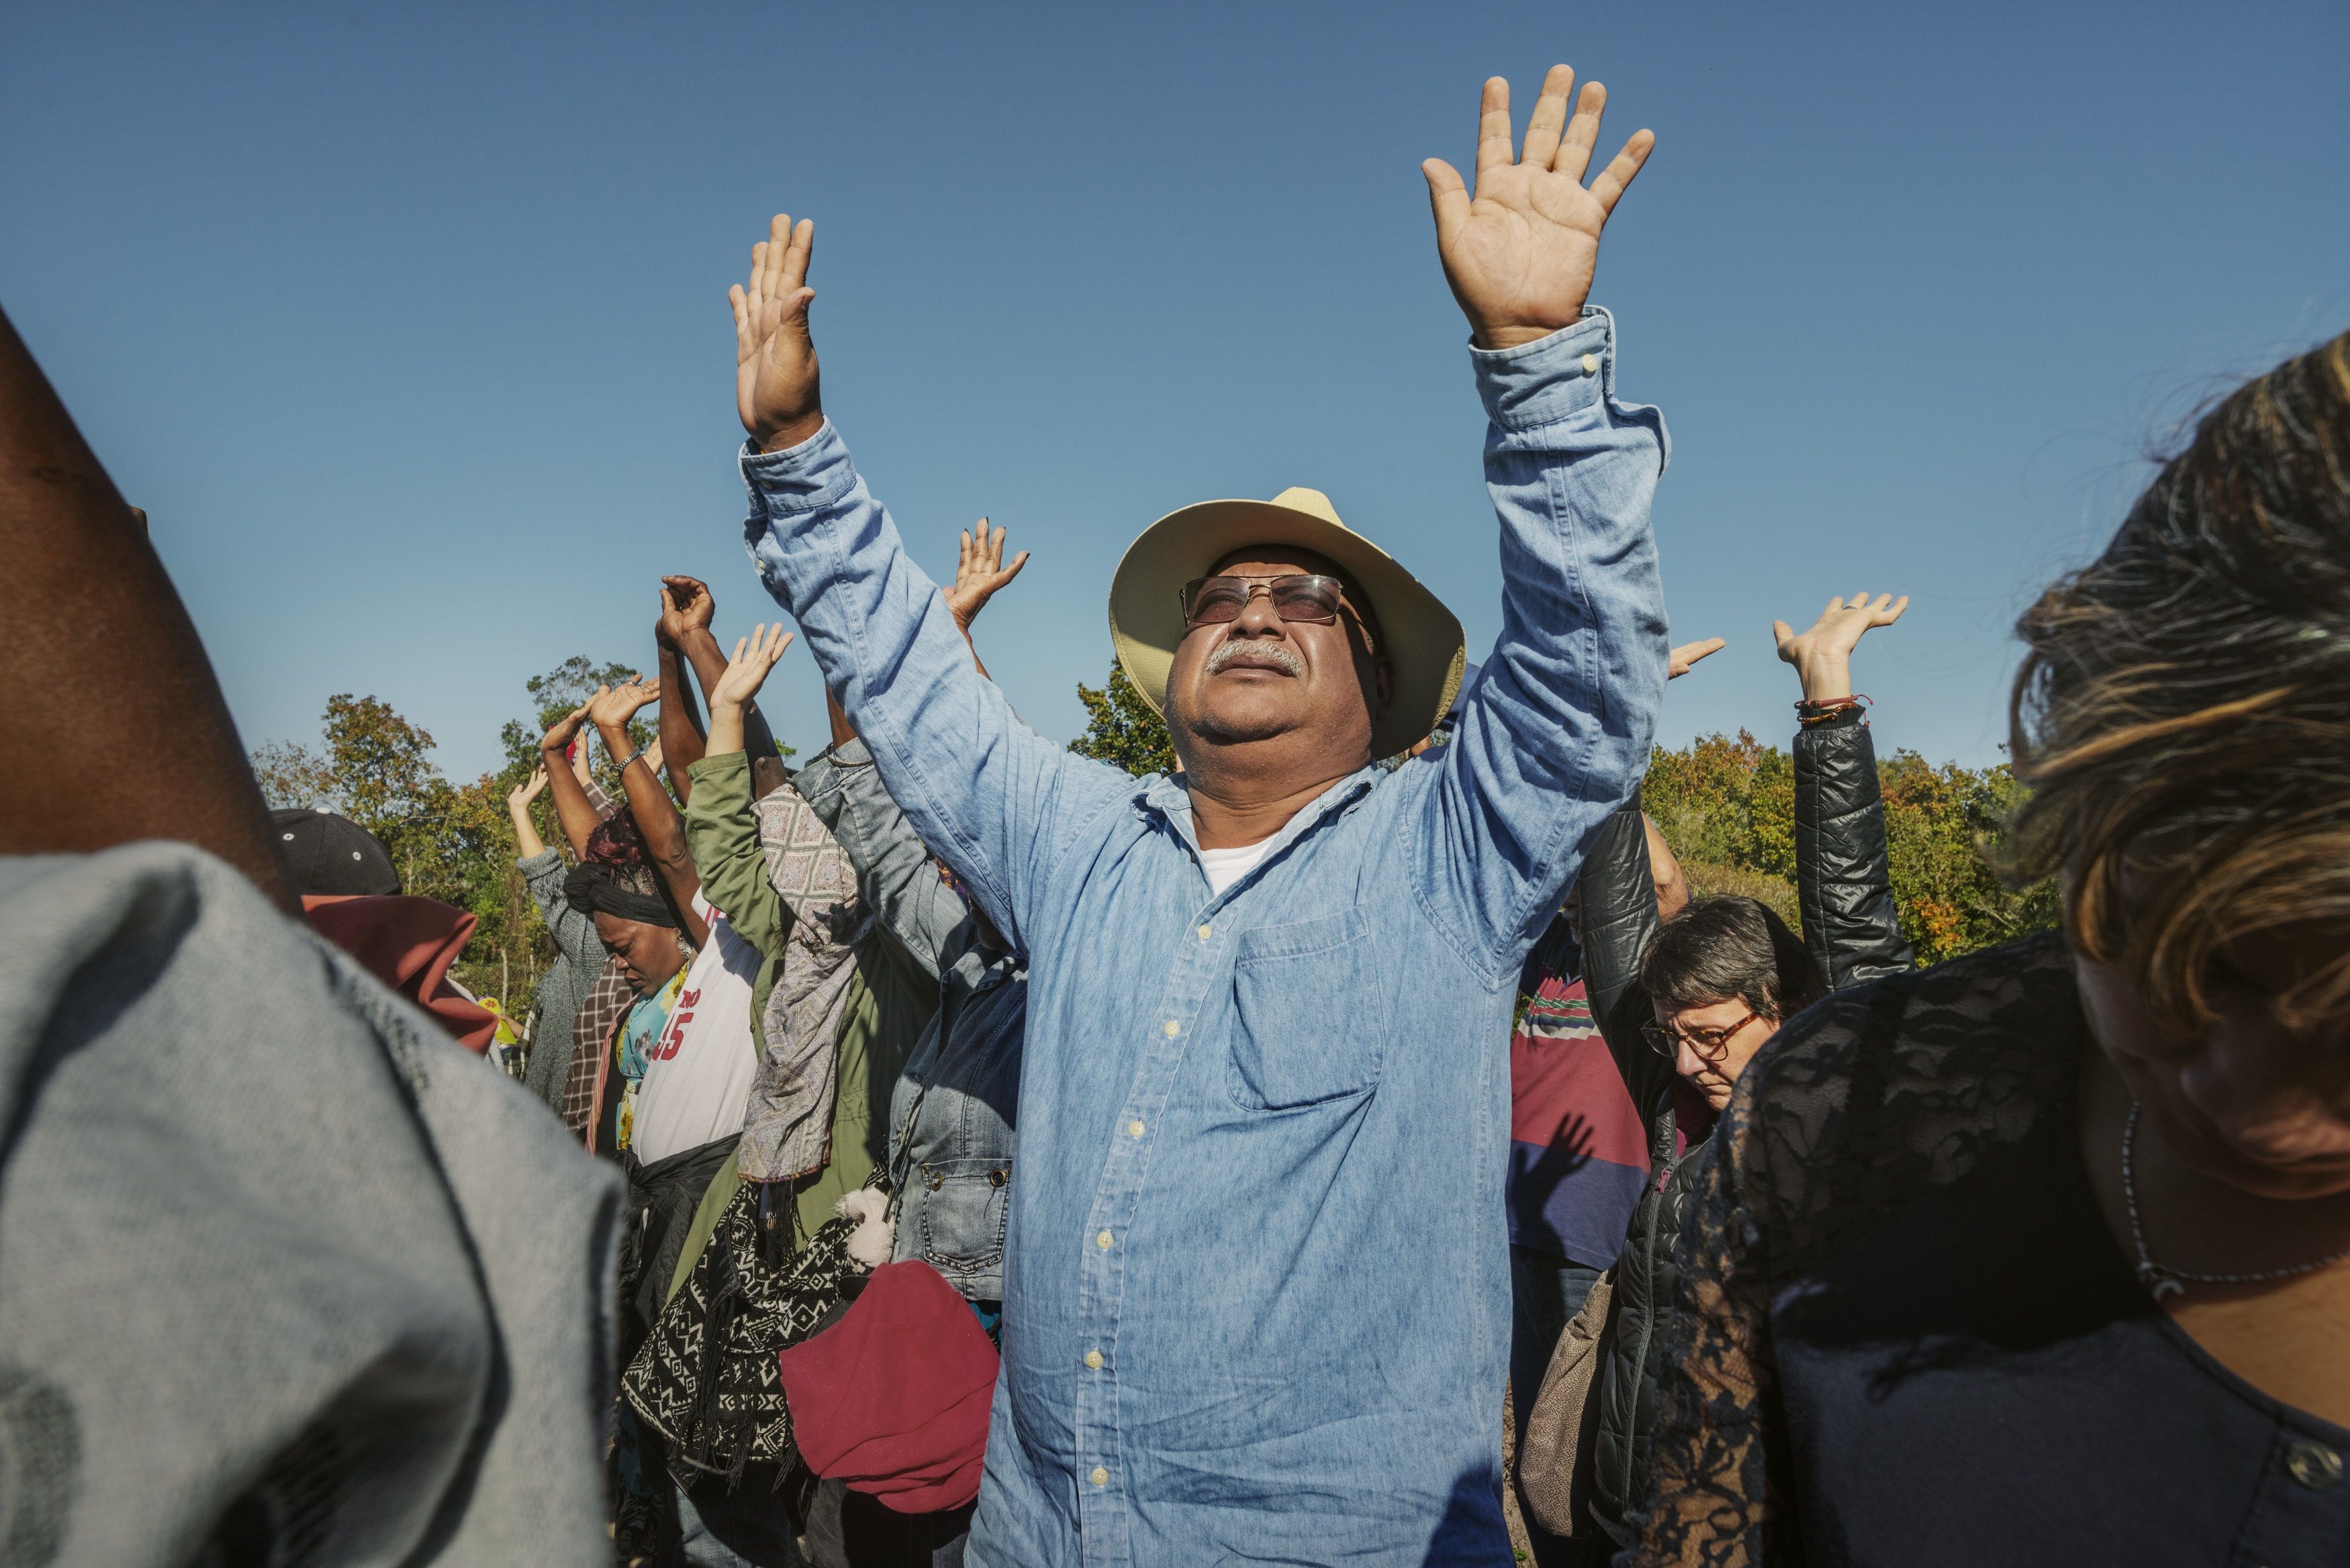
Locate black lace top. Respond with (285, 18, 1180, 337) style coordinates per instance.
(1630, 932, 2350, 1567)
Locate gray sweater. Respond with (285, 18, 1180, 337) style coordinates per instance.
(519, 846, 606, 1114)
(0, 843, 620, 1564)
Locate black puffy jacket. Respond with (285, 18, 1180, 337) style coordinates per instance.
(1793, 706, 1916, 990)
(1583, 706, 1914, 1547)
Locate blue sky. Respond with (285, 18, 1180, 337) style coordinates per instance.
(7, 1, 2347, 780)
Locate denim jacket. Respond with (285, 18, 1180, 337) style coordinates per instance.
(743, 313, 1668, 1568)
(794, 737, 1025, 1304)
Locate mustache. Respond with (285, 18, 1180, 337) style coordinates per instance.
(1206, 638, 1304, 677)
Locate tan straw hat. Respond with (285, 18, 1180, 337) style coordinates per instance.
(1107, 487, 1467, 760)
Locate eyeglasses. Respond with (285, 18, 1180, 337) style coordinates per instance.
(1180, 572, 1362, 630)
(1640, 1007, 1762, 1065)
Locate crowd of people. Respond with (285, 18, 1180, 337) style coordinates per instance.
(3, 57, 2345, 1568)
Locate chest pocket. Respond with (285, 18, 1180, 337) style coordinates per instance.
(1227, 905, 1382, 1112)
(917, 1156, 1011, 1273)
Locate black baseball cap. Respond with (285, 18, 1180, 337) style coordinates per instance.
(271, 809, 401, 896)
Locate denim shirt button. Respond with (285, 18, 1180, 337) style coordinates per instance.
(1096, 1230, 1115, 1250)
(1127, 1119, 1146, 1138)
(1162, 1019, 1180, 1036)
(1084, 1349, 1104, 1369)
(1581, 352, 1601, 375)
(1090, 1466, 1109, 1487)
(1197, 923, 1213, 940)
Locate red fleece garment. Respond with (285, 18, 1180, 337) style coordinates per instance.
(302, 895, 498, 1054)
(778, 1260, 998, 1514)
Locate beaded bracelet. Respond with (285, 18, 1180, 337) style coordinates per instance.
(1795, 693, 1870, 727)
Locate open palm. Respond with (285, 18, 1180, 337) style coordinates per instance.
(943, 520, 1029, 630)
(586, 677, 659, 730)
(1773, 591, 1908, 702)
(731, 213, 821, 450)
(710, 623, 795, 711)
(1423, 66, 1654, 350)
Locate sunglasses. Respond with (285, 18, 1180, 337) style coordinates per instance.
(1178, 574, 1376, 651)
(1639, 1006, 1762, 1065)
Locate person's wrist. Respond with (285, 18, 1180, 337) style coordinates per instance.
(755, 409, 825, 454)
(1797, 657, 1852, 703)
(1475, 322, 1571, 351)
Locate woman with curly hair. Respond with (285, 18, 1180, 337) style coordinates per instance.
(1631, 330, 2350, 1567)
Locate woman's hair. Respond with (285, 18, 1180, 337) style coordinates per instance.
(2008, 329, 2350, 1027)
(583, 809, 647, 868)
(1641, 895, 1827, 1023)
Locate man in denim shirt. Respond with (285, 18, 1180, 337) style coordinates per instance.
(731, 64, 1669, 1567)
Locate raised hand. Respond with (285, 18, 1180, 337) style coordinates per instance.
(1668, 637, 1726, 680)
(942, 520, 1030, 630)
(658, 575, 716, 646)
(710, 623, 796, 714)
(586, 676, 661, 731)
(731, 213, 822, 452)
(1422, 65, 1655, 350)
(507, 765, 549, 812)
(540, 703, 592, 754)
(1773, 591, 1908, 703)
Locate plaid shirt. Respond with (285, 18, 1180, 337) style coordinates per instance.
(563, 959, 633, 1136)
(559, 773, 633, 1136)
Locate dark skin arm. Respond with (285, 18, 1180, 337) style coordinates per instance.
(587, 677, 708, 944)
(661, 575, 786, 799)
(0, 304, 296, 910)
(537, 703, 604, 859)
(653, 632, 706, 806)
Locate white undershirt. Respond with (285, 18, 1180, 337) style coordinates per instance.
(1197, 840, 1275, 896)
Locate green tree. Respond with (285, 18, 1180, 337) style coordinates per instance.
(1878, 750, 2060, 963)
(316, 695, 458, 887)
(250, 738, 336, 810)
(1640, 728, 2055, 967)
(1070, 663, 1176, 777)
(1640, 729, 1802, 926)
(498, 655, 653, 798)
(252, 693, 553, 1010)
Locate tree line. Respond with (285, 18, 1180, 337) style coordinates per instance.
(1071, 664, 2055, 967)
(248, 659, 2051, 1018)
(250, 657, 657, 1008)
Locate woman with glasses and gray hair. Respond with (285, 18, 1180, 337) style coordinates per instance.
(1516, 589, 1912, 1557)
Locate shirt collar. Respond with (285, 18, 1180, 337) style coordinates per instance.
(1131, 764, 1383, 863)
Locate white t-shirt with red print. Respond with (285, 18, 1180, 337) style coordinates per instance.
(628, 891, 762, 1165)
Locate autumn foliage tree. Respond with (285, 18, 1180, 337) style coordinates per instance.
(1066, 663, 2053, 966)
(250, 660, 665, 1010)
(1641, 726, 2057, 965)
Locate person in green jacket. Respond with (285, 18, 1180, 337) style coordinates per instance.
(671, 622, 935, 1287)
